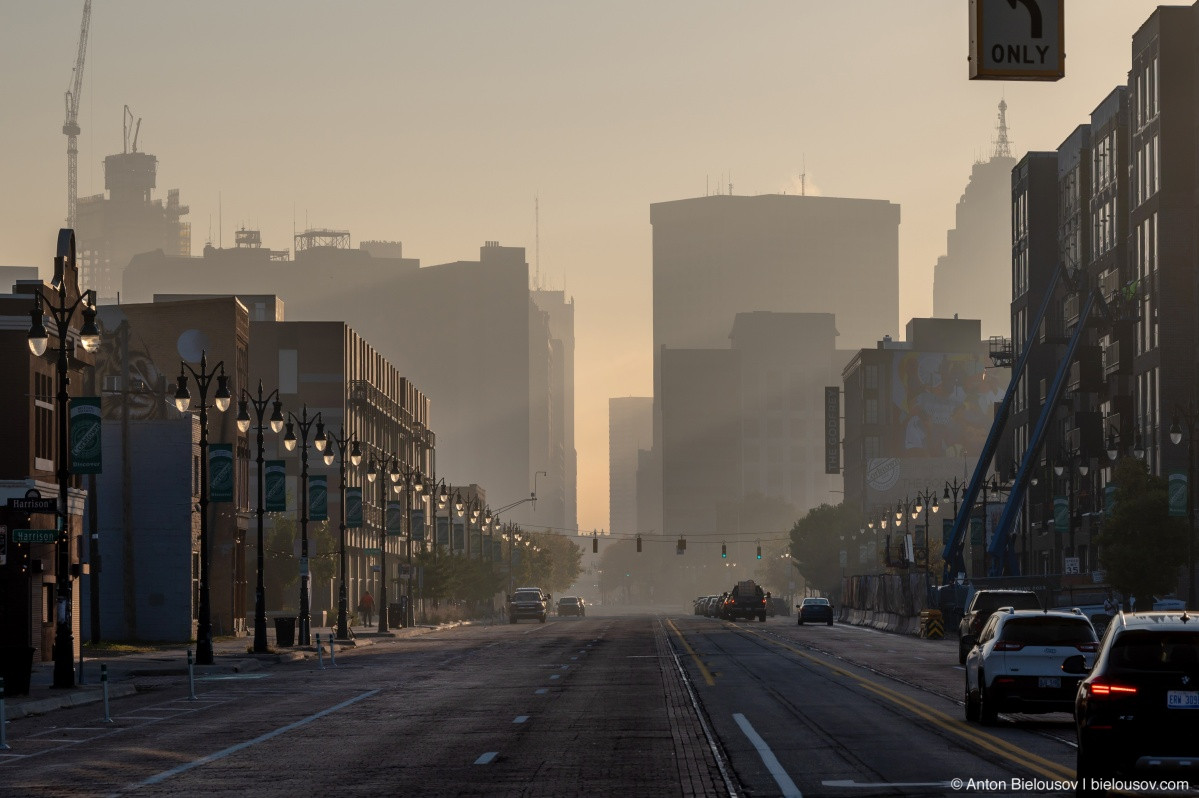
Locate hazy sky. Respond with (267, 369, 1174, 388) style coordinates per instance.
(0, 1, 1168, 533)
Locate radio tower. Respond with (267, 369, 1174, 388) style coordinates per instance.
(63, 0, 93, 230)
(993, 98, 1012, 159)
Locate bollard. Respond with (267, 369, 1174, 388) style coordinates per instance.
(316, 634, 325, 670)
(329, 637, 337, 668)
(101, 664, 113, 724)
(186, 648, 197, 701)
(0, 676, 8, 750)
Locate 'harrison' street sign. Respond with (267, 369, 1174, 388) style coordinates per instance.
(6, 497, 58, 513)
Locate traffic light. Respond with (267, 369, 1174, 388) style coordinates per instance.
(636, 535, 642, 552)
(756, 545, 762, 559)
(592, 536, 598, 553)
(721, 542, 727, 558)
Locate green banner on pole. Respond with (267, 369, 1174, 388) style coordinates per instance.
(942, 517, 953, 548)
(209, 444, 234, 503)
(346, 487, 363, 528)
(453, 521, 465, 551)
(436, 516, 449, 546)
(386, 501, 403, 535)
(265, 460, 287, 511)
(1054, 497, 1069, 532)
(1169, 473, 1188, 517)
(969, 517, 983, 546)
(309, 475, 328, 521)
(69, 396, 102, 474)
(1104, 484, 1116, 517)
(411, 509, 425, 542)
(492, 539, 502, 560)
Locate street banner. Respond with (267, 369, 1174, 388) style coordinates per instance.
(309, 475, 328, 521)
(411, 509, 425, 542)
(453, 520, 465, 551)
(208, 444, 234, 503)
(824, 387, 840, 474)
(1054, 497, 1069, 532)
(969, 517, 983, 546)
(1169, 473, 1187, 517)
(386, 501, 403, 535)
(265, 461, 287, 511)
(346, 487, 363, 528)
(942, 517, 953, 548)
(470, 530, 482, 556)
(1104, 484, 1116, 517)
(70, 396, 102, 474)
(436, 516, 449, 546)
(492, 539, 502, 560)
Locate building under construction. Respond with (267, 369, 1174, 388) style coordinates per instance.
(76, 110, 190, 303)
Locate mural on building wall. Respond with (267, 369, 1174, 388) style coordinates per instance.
(94, 314, 172, 421)
(890, 351, 1002, 458)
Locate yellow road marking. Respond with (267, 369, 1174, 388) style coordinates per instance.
(666, 619, 715, 686)
(738, 627, 1076, 782)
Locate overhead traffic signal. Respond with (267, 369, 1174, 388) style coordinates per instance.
(721, 542, 727, 558)
(756, 545, 762, 559)
(592, 536, 598, 553)
(636, 535, 642, 552)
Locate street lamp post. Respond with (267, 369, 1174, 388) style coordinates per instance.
(235, 381, 284, 654)
(324, 426, 361, 641)
(26, 230, 101, 688)
(402, 466, 425, 626)
(913, 489, 940, 579)
(366, 453, 399, 634)
(1170, 407, 1198, 609)
(173, 352, 232, 665)
(283, 406, 326, 646)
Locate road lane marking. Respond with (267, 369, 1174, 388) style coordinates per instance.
(665, 619, 715, 686)
(535, 688, 548, 695)
(474, 752, 498, 765)
(513, 716, 528, 724)
(740, 627, 1075, 782)
(550, 674, 560, 679)
(733, 713, 802, 797)
(133, 689, 380, 789)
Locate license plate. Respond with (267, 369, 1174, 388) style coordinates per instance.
(1167, 691, 1199, 709)
(1038, 677, 1061, 689)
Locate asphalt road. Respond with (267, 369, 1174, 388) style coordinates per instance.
(0, 610, 1090, 798)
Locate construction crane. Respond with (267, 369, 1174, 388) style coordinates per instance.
(63, 0, 93, 230)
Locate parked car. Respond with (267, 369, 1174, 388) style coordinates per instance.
(963, 608, 1098, 724)
(797, 597, 834, 626)
(958, 589, 1042, 664)
(1065, 610, 1199, 792)
(556, 596, 585, 617)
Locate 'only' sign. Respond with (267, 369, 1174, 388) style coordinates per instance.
(969, 0, 1064, 81)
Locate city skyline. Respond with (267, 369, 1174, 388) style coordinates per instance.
(0, 1, 1165, 532)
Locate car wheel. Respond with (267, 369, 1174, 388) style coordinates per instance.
(964, 673, 980, 721)
(958, 640, 968, 665)
(827, 618, 833, 626)
(759, 613, 767, 622)
(1075, 739, 1107, 797)
(978, 673, 998, 725)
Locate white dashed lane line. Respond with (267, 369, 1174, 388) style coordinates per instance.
(474, 752, 498, 765)
(513, 716, 528, 724)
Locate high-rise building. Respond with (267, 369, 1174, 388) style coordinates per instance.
(932, 101, 1019, 336)
(609, 397, 652, 535)
(533, 289, 578, 533)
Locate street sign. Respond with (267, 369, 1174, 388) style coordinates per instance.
(6, 497, 58, 513)
(13, 529, 58, 544)
(364, 547, 381, 556)
(399, 564, 412, 579)
(1064, 556, 1080, 575)
(969, 0, 1064, 81)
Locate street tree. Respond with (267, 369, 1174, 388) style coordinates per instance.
(1096, 457, 1186, 602)
(789, 502, 859, 598)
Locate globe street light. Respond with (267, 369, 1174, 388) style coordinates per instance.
(235, 380, 283, 654)
(26, 229, 100, 688)
(366, 453, 399, 633)
(283, 406, 326, 646)
(325, 426, 361, 641)
(174, 351, 232, 665)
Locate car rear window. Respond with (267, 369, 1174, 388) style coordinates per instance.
(998, 616, 1096, 645)
(559, 597, 579, 605)
(975, 592, 1040, 612)
(514, 591, 542, 601)
(1109, 631, 1199, 673)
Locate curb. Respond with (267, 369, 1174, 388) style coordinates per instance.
(6, 683, 139, 718)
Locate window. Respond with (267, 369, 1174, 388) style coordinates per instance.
(864, 365, 878, 390)
(865, 398, 878, 425)
(35, 372, 54, 463)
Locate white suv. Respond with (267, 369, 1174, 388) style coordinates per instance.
(964, 608, 1099, 724)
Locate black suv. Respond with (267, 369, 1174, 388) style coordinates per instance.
(1065, 611, 1199, 793)
(958, 589, 1042, 664)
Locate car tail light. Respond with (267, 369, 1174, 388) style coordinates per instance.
(1087, 681, 1138, 698)
(1075, 642, 1099, 652)
(993, 641, 1025, 651)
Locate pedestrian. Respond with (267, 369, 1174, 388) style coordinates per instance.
(359, 590, 375, 626)
(1129, 594, 1137, 614)
(1103, 590, 1118, 616)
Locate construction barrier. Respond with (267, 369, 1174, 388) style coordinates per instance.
(919, 609, 944, 639)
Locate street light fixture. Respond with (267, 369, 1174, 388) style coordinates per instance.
(366, 452, 399, 634)
(283, 406, 325, 646)
(25, 230, 99, 688)
(327, 426, 361, 641)
(173, 351, 231, 665)
(236, 380, 283, 654)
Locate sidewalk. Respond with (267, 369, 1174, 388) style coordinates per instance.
(2, 621, 441, 720)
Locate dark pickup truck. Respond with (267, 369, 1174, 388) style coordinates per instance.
(957, 588, 1041, 663)
(508, 587, 549, 624)
(720, 580, 769, 622)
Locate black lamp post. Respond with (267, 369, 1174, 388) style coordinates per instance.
(324, 426, 361, 641)
(397, 465, 425, 627)
(173, 352, 232, 665)
(235, 381, 284, 654)
(26, 230, 101, 689)
(366, 453, 400, 633)
(1170, 407, 1198, 609)
(913, 489, 940, 576)
(283, 406, 326, 646)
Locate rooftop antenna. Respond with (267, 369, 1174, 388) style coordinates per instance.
(219, 192, 222, 248)
(801, 155, 807, 197)
(534, 193, 541, 291)
(993, 97, 1012, 159)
